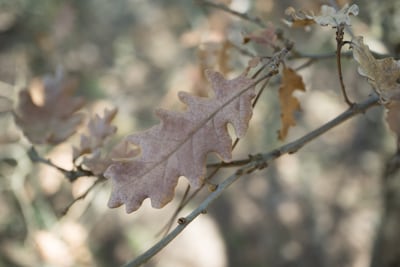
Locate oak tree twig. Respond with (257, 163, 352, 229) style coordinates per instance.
(120, 94, 380, 267)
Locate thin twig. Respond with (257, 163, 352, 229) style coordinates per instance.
(155, 184, 191, 237)
(28, 146, 94, 182)
(61, 177, 106, 215)
(198, 0, 266, 28)
(120, 94, 380, 267)
(336, 25, 353, 106)
(230, 42, 257, 58)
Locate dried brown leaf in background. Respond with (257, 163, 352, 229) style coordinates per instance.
(105, 69, 256, 213)
(351, 36, 400, 102)
(14, 70, 84, 145)
(243, 23, 277, 47)
(283, 4, 358, 28)
(198, 41, 232, 77)
(278, 67, 305, 140)
(73, 108, 118, 175)
(283, 6, 315, 28)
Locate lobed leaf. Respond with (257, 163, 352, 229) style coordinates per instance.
(351, 36, 400, 102)
(278, 67, 305, 140)
(14, 70, 84, 145)
(105, 70, 256, 213)
(73, 108, 118, 175)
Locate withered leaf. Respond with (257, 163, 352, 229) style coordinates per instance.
(283, 6, 315, 28)
(105, 70, 256, 213)
(14, 70, 84, 145)
(278, 67, 305, 140)
(73, 108, 118, 175)
(243, 23, 277, 47)
(284, 4, 358, 28)
(351, 36, 400, 102)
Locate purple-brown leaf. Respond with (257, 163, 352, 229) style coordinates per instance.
(14, 70, 84, 145)
(105, 70, 256, 213)
(73, 108, 118, 175)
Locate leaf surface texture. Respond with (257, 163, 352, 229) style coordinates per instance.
(105, 70, 256, 213)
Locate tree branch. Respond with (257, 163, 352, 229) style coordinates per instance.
(121, 94, 380, 267)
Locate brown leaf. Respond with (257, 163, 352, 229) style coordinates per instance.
(283, 4, 358, 28)
(73, 108, 118, 175)
(278, 67, 305, 140)
(351, 36, 400, 102)
(198, 40, 232, 76)
(105, 70, 256, 213)
(14, 70, 84, 145)
(283, 6, 316, 28)
(243, 23, 277, 47)
(73, 108, 118, 159)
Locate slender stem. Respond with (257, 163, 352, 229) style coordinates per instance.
(155, 184, 191, 237)
(61, 177, 105, 215)
(336, 25, 353, 106)
(28, 146, 94, 182)
(120, 94, 380, 267)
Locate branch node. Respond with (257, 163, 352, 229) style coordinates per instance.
(207, 182, 218, 192)
(177, 217, 187, 225)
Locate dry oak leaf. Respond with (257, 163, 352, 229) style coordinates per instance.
(278, 67, 305, 140)
(351, 36, 400, 103)
(14, 70, 84, 145)
(73, 108, 118, 175)
(105, 70, 256, 213)
(284, 4, 358, 28)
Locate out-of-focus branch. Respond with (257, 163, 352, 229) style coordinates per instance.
(198, 0, 266, 27)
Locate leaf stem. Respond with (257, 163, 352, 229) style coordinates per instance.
(61, 177, 105, 215)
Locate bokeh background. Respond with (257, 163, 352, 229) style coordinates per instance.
(1, 0, 400, 266)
